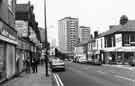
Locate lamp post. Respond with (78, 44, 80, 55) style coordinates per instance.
(44, 0, 49, 77)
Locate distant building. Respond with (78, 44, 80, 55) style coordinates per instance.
(51, 39, 56, 48)
(79, 26, 90, 43)
(58, 17, 79, 56)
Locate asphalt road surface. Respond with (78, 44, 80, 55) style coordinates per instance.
(55, 61, 135, 86)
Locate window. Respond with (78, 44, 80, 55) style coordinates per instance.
(101, 39, 103, 48)
(123, 34, 130, 46)
(130, 34, 135, 42)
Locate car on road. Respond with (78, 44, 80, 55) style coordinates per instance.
(51, 58, 65, 71)
(87, 57, 102, 65)
(129, 56, 135, 66)
(78, 58, 87, 64)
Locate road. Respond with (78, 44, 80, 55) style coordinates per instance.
(55, 61, 135, 86)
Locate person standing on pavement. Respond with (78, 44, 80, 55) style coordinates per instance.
(108, 56, 112, 64)
(44, 51, 49, 76)
(31, 58, 36, 73)
(25, 58, 31, 73)
(35, 58, 38, 73)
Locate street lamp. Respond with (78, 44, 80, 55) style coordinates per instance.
(44, 0, 49, 77)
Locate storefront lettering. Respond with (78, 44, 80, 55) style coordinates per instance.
(116, 37, 122, 42)
(1, 29, 16, 40)
(0, 21, 3, 32)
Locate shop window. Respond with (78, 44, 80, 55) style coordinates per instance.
(123, 34, 130, 46)
(130, 34, 135, 42)
(0, 42, 6, 80)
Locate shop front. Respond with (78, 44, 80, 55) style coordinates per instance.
(103, 47, 135, 64)
(0, 20, 17, 79)
(0, 41, 6, 80)
(16, 39, 24, 73)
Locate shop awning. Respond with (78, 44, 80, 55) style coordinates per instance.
(88, 50, 100, 55)
(115, 47, 135, 52)
(103, 47, 135, 52)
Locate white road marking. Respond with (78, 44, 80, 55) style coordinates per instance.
(114, 75, 135, 82)
(97, 70, 106, 74)
(56, 74, 64, 86)
(53, 73, 60, 86)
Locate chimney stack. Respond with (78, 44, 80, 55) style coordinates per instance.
(94, 31, 98, 38)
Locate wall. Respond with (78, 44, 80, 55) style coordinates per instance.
(0, 0, 8, 22)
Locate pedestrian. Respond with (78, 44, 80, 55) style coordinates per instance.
(31, 58, 36, 73)
(44, 54, 49, 76)
(25, 58, 31, 73)
(108, 56, 112, 64)
(35, 58, 38, 73)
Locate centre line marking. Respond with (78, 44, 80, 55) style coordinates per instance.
(53, 73, 60, 86)
(56, 74, 64, 86)
(115, 75, 134, 82)
(97, 70, 106, 74)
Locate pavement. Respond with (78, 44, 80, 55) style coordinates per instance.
(1, 65, 53, 86)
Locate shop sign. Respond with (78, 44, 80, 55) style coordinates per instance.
(1, 29, 16, 40)
(115, 34, 122, 47)
(0, 21, 3, 32)
(17, 39, 23, 49)
(0, 20, 17, 40)
(15, 20, 28, 37)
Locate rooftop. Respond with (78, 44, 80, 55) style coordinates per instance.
(59, 17, 78, 21)
(98, 20, 135, 37)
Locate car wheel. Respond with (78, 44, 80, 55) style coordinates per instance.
(52, 69, 55, 72)
(62, 68, 65, 71)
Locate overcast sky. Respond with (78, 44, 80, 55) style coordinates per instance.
(17, 0, 135, 45)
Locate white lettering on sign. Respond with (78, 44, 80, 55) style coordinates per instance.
(2, 30, 8, 36)
(0, 21, 3, 32)
(1, 29, 16, 40)
(9, 34, 16, 40)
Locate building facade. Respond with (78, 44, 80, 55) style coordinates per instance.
(88, 17, 135, 64)
(15, 2, 41, 73)
(0, 0, 18, 80)
(79, 26, 90, 43)
(58, 17, 79, 56)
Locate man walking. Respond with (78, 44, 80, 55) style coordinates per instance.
(35, 58, 38, 72)
(31, 58, 36, 73)
(44, 51, 49, 76)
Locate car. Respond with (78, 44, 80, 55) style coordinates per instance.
(92, 59, 102, 65)
(78, 58, 87, 64)
(51, 58, 65, 71)
(129, 56, 135, 66)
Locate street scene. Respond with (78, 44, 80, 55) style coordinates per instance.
(0, 0, 135, 86)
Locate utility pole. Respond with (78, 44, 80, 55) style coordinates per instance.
(44, 0, 49, 77)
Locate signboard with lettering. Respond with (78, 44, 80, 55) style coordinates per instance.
(0, 20, 17, 40)
(115, 34, 122, 47)
(0, 21, 3, 32)
(15, 20, 28, 37)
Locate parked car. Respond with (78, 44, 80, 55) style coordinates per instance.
(78, 58, 87, 64)
(92, 59, 102, 65)
(129, 56, 135, 66)
(51, 58, 65, 71)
